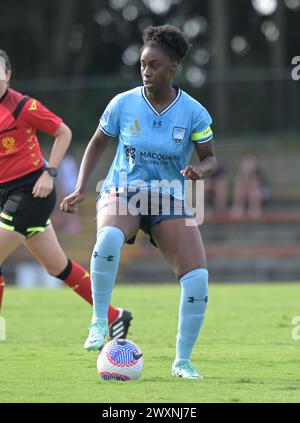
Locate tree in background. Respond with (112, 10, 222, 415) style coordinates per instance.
(1, 0, 299, 136)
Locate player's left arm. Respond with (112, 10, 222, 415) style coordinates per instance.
(181, 139, 218, 181)
(32, 122, 72, 198)
(19, 99, 72, 197)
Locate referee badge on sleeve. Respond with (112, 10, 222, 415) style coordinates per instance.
(172, 127, 186, 144)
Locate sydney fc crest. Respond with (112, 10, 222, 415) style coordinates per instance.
(172, 127, 186, 144)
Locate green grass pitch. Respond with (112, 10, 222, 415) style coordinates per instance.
(0, 283, 299, 403)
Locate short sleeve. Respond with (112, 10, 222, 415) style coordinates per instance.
(99, 95, 120, 138)
(190, 105, 213, 144)
(18, 98, 63, 135)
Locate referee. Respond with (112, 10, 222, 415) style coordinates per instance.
(0, 50, 132, 340)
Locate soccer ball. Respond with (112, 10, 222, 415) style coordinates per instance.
(97, 339, 144, 381)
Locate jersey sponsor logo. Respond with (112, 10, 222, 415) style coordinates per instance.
(28, 100, 37, 111)
(172, 127, 186, 144)
(140, 151, 181, 162)
(129, 120, 141, 138)
(1, 137, 17, 154)
(124, 145, 136, 165)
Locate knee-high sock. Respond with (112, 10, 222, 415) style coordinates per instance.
(0, 267, 5, 312)
(55, 259, 119, 324)
(90, 226, 125, 322)
(176, 268, 208, 362)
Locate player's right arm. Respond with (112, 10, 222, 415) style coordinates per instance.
(61, 94, 120, 213)
(59, 129, 112, 214)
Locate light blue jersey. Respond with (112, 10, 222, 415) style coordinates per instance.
(99, 86, 213, 199)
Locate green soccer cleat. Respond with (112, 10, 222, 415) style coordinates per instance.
(172, 360, 203, 379)
(84, 320, 108, 351)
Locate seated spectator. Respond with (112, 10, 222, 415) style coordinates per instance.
(230, 155, 270, 218)
(55, 154, 81, 235)
(205, 164, 229, 215)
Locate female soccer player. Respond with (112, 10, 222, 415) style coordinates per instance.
(60, 25, 217, 379)
(0, 50, 132, 340)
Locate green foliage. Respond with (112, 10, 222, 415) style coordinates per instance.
(0, 283, 299, 403)
(2, 0, 300, 136)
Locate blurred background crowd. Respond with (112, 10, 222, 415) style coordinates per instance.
(1, 0, 300, 284)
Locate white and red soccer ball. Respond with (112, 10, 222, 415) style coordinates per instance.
(97, 339, 144, 381)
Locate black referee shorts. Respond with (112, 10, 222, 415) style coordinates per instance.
(0, 169, 56, 238)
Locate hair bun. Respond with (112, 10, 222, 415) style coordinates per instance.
(142, 25, 192, 61)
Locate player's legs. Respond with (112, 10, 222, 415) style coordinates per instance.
(85, 203, 139, 351)
(0, 228, 25, 311)
(23, 224, 123, 327)
(0, 227, 25, 264)
(151, 217, 206, 277)
(230, 176, 246, 217)
(96, 202, 141, 237)
(23, 224, 68, 275)
(214, 177, 229, 213)
(0, 180, 126, 329)
(151, 218, 208, 379)
(247, 176, 263, 217)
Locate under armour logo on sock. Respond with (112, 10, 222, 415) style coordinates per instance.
(188, 296, 208, 303)
(93, 252, 115, 261)
(188, 296, 198, 303)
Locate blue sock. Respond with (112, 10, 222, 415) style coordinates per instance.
(175, 268, 208, 363)
(90, 226, 125, 323)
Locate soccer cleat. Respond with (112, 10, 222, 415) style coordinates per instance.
(172, 360, 203, 379)
(108, 308, 133, 340)
(84, 320, 108, 351)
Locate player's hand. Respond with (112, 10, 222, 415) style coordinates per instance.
(180, 165, 205, 180)
(59, 190, 85, 214)
(32, 172, 54, 198)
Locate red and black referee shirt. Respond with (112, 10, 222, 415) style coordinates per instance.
(0, 88, 62, 184)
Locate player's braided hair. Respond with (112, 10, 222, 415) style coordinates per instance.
(142, 25, 192, 62)
(0, 50, 12, 73)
